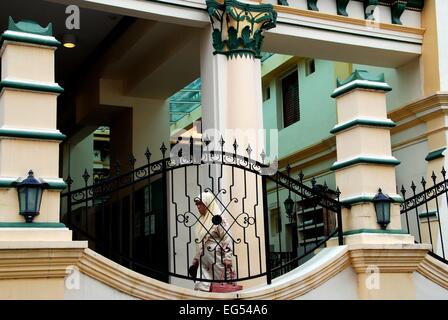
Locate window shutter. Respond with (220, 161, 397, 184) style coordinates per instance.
(282, 71, 300, 128)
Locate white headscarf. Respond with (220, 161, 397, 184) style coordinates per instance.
(195, 192, 221, 249)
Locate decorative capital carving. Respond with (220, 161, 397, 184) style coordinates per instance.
(206, 0, 277, 59)
(391, 0, 407, 25)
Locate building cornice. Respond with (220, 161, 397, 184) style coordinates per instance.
(272, 3, 425, 36)
(417, 254, 448, 289)
(0, 241, 86, 280)
(349, 243, 431, 273)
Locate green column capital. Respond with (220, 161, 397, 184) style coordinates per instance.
(206, 0, 277, 59)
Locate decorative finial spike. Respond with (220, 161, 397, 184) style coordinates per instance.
(298, 170, 304, 182)
(431, 171, 437, 183)
(82, 168, 90, 183)
(145, 147, 152, 161)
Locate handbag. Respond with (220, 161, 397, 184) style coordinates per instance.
(210, 269, 243, 293)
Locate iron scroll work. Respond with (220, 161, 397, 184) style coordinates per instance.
(61, 139, 343, 285)
(400, 168, 448, 263)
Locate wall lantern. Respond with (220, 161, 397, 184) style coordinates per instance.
(16, 170, 47, 223)
(284, 195, 295, 222)
(372, 188, 393, 229)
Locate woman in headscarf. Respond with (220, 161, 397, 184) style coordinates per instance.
(191, 192, 234, 291)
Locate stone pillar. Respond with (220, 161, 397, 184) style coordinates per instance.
(202, 0, 276, 157)
(199, 0, 277, 287)
(330, 70, 414, 245)
(0, 17, 86, 300)
(0, 18, 71, 240)
(330, 70, 431, 300)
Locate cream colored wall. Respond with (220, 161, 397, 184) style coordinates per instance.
(414, 272, 448, 299)
(62, 134, 94, 191)
(0, 139, 59, 177)
(64, 272, 139, 300)
(1, 44, 55, 82)
(358, 273, 415, 299)
(99, 78, 170, 165)
(0, 91, 56, 129)
(297, 267, 358, 299)
(132, 100, 169, 167)
(0, 278, 64, 300)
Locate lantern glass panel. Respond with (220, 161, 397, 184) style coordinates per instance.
(27, 188, 38, 212)
(18, 187, 27, 213)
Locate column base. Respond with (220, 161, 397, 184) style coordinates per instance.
(0, 241, 87, 299)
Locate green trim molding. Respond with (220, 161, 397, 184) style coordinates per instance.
(331, 156, 401, 171)
(206, 0, 277, 59)
(425, 147, 446, 162)
(341, 194, 403, 205)
(0, 177, 66, 191)
(1, 17, 60, 47)
(0, 128, 66, 141)
(330, 118, 396, 134)
(419, 211, 437, 219)
(331, 69, 392, 98)
(0, 79, 64, 94)
(0, 222, 66, 228)
(343, 228, 408, 236)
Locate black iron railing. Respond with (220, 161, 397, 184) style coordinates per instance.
(61, 138, 343, 285)
(401, 168, 448, 263)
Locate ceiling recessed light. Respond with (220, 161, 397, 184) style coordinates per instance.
(62, 33, 77, 48)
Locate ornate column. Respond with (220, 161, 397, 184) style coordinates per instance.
(330, 70, 413, 245)
(200, 0, 276, 287)
(202, 0, 276, 157)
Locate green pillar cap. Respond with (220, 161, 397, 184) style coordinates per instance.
(331, 69, 392, 99)
(7, 16, 53, 36)
(2, 16, 60, 47)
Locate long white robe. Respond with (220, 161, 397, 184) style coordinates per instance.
(194, 218, 234, 291)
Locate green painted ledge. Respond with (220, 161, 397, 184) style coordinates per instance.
(330, 118, 396, 135)
(331, 80, 392, 99)
(425, 147, 446, 162)
(0, 79, 64, 94)
(343, 229, 408, 236)
(0, 128, 66, 141)
(341, 195, 403, 205)
(331, 156, 401, 171)
(419, 211, 438, 219)
(0, 178, 66, 191)
(1, 31, 60, 48)
(0, 222, 66, 228)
